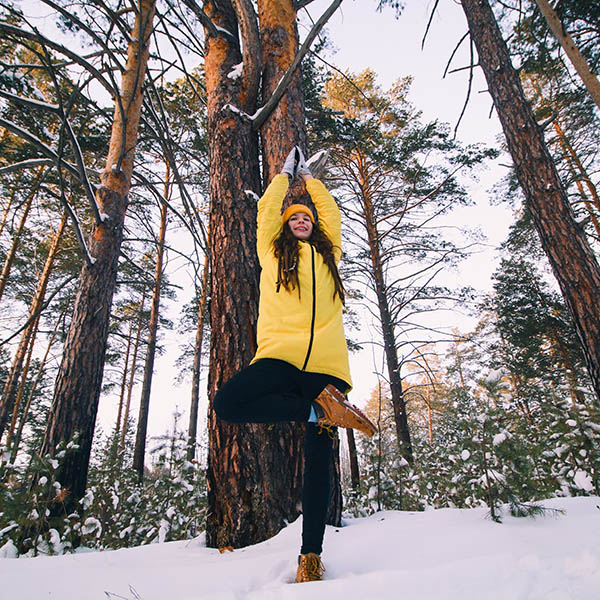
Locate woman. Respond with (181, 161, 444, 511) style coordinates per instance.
(214, 146, 376, 583)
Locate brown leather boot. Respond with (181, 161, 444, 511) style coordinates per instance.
(314, 384, 377, 437)
(296, 553, 325, 583)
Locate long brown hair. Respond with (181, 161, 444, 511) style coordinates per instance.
(273, 217, 345, 305)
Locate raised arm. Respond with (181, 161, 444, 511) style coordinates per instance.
(256, 173, 289, 263)
(306, 178, 342, 263)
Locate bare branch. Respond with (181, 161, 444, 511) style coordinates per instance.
(454, 35, 475, 138)
(0, 274, 78, 348)
(179, 0, 232, 40)
(42, 186, 97, 267)
(443, 31, 470, 78)
(252, 0, 343, 130)
(421, 0, 441, 50)
(0, 23, 117, 99)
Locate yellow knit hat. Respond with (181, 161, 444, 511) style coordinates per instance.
(282, 203, 315, 224)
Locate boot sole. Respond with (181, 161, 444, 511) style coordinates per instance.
(320, 385, 377, 437)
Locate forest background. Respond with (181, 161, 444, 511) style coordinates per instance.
(0, 0, 599, 556)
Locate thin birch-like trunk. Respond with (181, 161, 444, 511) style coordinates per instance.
(187, 253, 209, 462)
(133, 194, 168, 481)
(533, 0, 600, 111)
(120, 292, 146, 452)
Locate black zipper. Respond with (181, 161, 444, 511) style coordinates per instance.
(301, 243, 316, 370)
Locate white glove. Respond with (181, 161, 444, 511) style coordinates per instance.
(295, 146, 312, 179)
(281, 147, 298, 178)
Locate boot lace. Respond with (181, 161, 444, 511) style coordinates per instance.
(299, 553, 325, 581)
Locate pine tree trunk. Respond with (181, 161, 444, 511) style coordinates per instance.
(133, 195, 168, 481)
(204, 0, 265, 549)
(258, 0, 307, 184)
(461, 0, 600, 406)
(258, 0, 328, 525)
(326, 437, 342, 527)
(5, 314, 39, 450)
(0, 186, 16, 239)
(551, 120, 600, 237)
(360, 179, 413, 462)
(204, 0, 309, 549)
(0, 181, 36, 304)
(555, 126, 600, 240)
(187, 253, 209, 462)
(39, 0, 156, 516)
(120, 292, 146, 452)
(115, 321, 134, 441)
(533, 0, 600, 111)
(346, 427, 360, 489)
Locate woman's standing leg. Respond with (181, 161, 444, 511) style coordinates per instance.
(298, 374, 348, 557)
(300, 422, 334, 555)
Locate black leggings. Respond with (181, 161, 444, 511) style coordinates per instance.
(213, 358, 348, 555)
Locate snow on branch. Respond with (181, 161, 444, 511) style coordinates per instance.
(227, 62, 243, 80)
(178, 0, 235, 41)
(0, 158, 54, 175)
(244, 189, 260, 202)
(222, 103, 252, 120)
(0, 88, 60, 112)
(63, 118, 104, 225)
(0, 116, 81, 181)
(252, 0, 342, 130)
(43, 186, 97, 267)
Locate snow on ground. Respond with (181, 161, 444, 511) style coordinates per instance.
(1, 496, 599, 600)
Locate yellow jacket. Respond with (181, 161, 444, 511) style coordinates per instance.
(251, 174, 352, 390)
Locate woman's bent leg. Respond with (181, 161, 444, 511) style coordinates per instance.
(213, 358, 311, 424)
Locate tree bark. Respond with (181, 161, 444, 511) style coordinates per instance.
(187, 253, 210, 462)
(533, 0, 600, 111)
(461, 0, 600, 406)
(204, 0, 267, 549)
(133, 194, 168, 481)
(39, 0, 156, 515)
(258, 0, 307, 185)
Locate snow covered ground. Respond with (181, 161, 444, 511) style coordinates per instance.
(1, 496, 599, 600)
